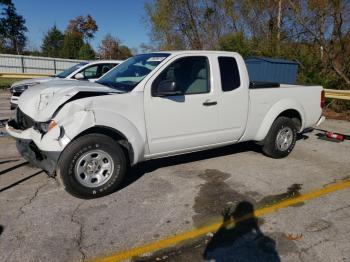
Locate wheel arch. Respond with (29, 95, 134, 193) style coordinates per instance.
(57, 108, 146, 166)
(76, 125, 134, 166)
(254, 99, 305, 141)
(277, 109, 302, 130)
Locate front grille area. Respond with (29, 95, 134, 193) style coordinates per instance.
(13, 91, 22, 97)
(15, 108, 35, 130)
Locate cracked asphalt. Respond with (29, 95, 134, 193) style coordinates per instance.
(0, 90, 350, 262)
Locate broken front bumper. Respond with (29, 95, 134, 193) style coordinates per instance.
(16, 139, 59, 175)
(6, 119, 67, 175)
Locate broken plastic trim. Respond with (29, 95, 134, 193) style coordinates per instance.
(34, 120, 54, 135)
(15, 108, 35, 130)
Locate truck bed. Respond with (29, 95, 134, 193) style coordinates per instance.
(241, 84, 323, 141)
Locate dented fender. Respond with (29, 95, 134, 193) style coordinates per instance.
(54, 102, 146, 165)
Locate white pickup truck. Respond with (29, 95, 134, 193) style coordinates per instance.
(6, 51, 325, 198)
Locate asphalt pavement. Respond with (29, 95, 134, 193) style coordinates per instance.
(0, 90, 349, 262)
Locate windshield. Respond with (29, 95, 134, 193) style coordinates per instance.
(96, 53, 170, 92)
(56, 62, 88, 78)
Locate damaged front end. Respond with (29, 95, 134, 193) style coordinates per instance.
(6, 108, 63, 175)
(6, 81, 118, 175)
(16, 139, 59, 175)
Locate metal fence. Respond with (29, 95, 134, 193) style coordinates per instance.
(0, 54, 86, 75)
(324, 89, 350, 101)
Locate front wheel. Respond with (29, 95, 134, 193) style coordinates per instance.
(58, 134, 127, 199)
(262, 117, 297, 159)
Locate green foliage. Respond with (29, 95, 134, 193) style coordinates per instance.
(41, 25, 64, 57)
(145, 0, 350, 91)
(42, 14, 134, 61)
(0, 77, 25, 89)
(60, 32, 83, 59)
(118, 45, 132, 60)
(66, 14, 98, 42)
(78, 43, 95, 60)
(25, 49, 41, 56)
(0, 0, 27, 54)
(218, 33, 252, 58)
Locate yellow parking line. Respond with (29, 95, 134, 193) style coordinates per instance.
(91, 179, 350, 262)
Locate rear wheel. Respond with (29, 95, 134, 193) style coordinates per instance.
(262, 117, 297, 159)
(58, 134, 126, 198)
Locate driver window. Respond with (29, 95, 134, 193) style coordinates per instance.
(77, 65, 99, 79)
(101, 64, 115, 75)
(152, 56, 210, 96)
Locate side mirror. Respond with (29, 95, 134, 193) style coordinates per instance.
(156, 80, 182, 97)
(74, 73, 85, 80)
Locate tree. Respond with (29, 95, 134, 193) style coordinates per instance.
(60, 32, 83, 59)
(118, 45, 132, 59)
(61, 14, 98, 59)
(60, 14, 98, 59)
(0, 0, 27, 54)
(145, 0, 246, 50)
(66, 14, 98, 42)
(287, 0, 350, 86)
(98, 34, 132, 59)
(41, 25, 64, 57)
(144, 0, 200, 49)
(144, 0, 350, 92)
(139, 42, 157, 53)
(218, 33, 252, 58)
(98, 34, 119, 59)
(78, 43, 95, 60)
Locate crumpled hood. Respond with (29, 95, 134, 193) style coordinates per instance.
(18, 79, 117, 121)
(11, 77, 54, 88)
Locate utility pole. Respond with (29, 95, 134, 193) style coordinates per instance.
(277, 0, 282, 41)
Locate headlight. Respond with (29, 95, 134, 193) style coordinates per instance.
(35, 120, 57, 134)
(11, 85, 27, 93)
(11, 82, 40, 94)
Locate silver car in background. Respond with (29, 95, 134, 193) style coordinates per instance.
(10, 60, 123, 109)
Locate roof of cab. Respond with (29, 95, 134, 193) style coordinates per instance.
(143, 50, 240, 56)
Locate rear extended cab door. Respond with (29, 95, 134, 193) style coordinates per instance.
(216, 54, 249, 142)
(143, 52, 249, 157)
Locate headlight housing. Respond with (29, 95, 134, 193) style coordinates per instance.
(34, 120, 57, 134)
(10, 85, 27, 94)
(10, 82, 40, 94)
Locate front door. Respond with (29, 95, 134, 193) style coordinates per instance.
(144, 56, 220, 156)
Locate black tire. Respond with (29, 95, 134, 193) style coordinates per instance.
(262, 117, 297, 159)
(58, 134, 127, 199)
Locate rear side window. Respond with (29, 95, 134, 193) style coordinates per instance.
(100, 63, 116, 75)
(218, 57, 240, 92)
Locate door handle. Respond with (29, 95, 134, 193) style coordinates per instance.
(203, 100, 217, 106)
